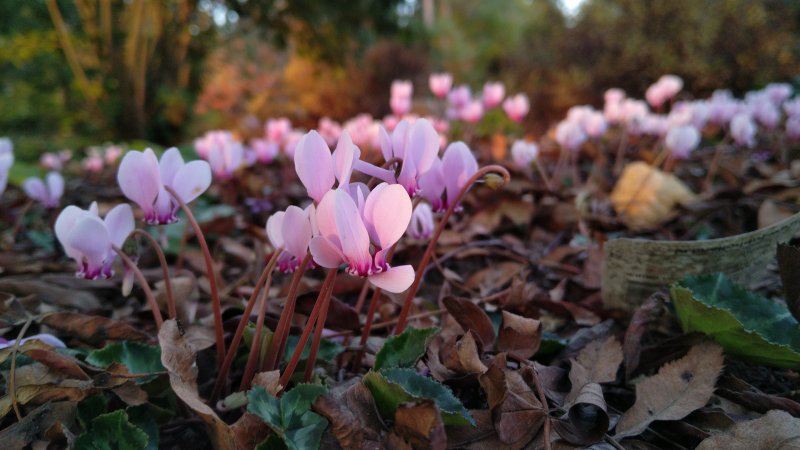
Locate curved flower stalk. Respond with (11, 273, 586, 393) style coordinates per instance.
(310, 184, 414, 293)
(55, 202, 134, 280)
(23, 172, 64, 208)
(118, 148, 211, 225)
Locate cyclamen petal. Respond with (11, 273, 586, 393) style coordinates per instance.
(159, 148, 185, 186)
(46, 172, 64, 205)
(67, 216, 112, 279)
(369, 265, 415, 293)
(22, 178, 46, 203)
(332, 131, 361, 186)
(266, 211, 286, 249)
(282, 205, 312, 261)
(294, 131, 335, 203)
(363, 183, 412, 249)
(172, 160, 212, 203)
(332, 189, 372, 275)
(104, 204, 134, 249)
(441, 142, 478, 210)
(117, 149, 161, 217)
(309, 236, 344, 269)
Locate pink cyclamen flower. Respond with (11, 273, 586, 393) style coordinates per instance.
(0, 138, 13, 196)
(583, 111, 608, 139)
(310, 183, 414, 293)
(665, 125, 700, 159)
(390, 95, 412, 116)
(511, 140, 539, 169)
(104, 146, 123, 165)
(266, 205, 314, 272)
(294, 131, 337, 203)
(503, 94, 530, 123)
(603, 89, 626, 124)
(441, 141, 478, 211)
(765, 83, 793, 105)
(783, 98, 800, 118)
(730, 113, 757, 148)
(23, 171, 64, 208)
(429, 73, 453, 98)
(645, 75, 683, 108)
(448, 85, 472, 109)
(266, 118, 292, 143)
(41, 153, 62, 171)
(747, 93, 780, 130)
(318, 117, 342, 146)
(407, 202, 434, 240)
(482, 82, 505, 108)
(786, 115, 800, 141)
(707, 90, 742, 126)
(461, 100, 484, 123)
(555, 121, 587, 152)
(251, 138, 280, 163)
(194, 131, 246, 179)
(283, 131, 304, 160)
(55, 202, 134, 279)
(391, 80, 413, 100)
(83, 149, 104, 173)
(377, 119, 440, 196)
(118, 148, 211, 224)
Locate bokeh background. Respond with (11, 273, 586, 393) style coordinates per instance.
(3, 0, 800, 161)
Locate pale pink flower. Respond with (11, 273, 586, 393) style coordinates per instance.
(460, 100, 484, 123)
(41, 153, 63, 170)
(707, 90, 742, 126)
(283, 131, 304, 160)
(118, 148, 211, 224)
(318, 117, 342, 146)
(786, 115, 800, 140)
(251, 138, 280, 163)
(266, 205, 314, 273)
(482, 82, 505, 108)
(555, 121, 587, 152)
(391, 80, 413, 100)
(448, 85, 472, 109)
(783, 98, 800, 118)
(747, 93, 780, 130)
(104, 146, 123, 165)
(0, 138, 13, 196)
(376, 119, 440, 196)
(23, 171, 63, 208)
(266, 118, 292, 143)
(730, 113, 757, 148)
(665, 125, 700, 159)
(55, 202, 134, 279)
(441, 142, 478, 211)
(765, 83, 793, 105)
(511, 140, 539, 169)
(407, 202, 434, 240)
(503, 94, 530, 123)
(603, 89, 626, 124)
(293, 131, 336, 203)
(309, 184, 414, 293)
(645, 75, 683, 108)
(390, 95, 412, 116)
(429, 73, 453, 98)
(83, 149, 104, 173)
(418, 157, 445, 211)
(194, 131, 246, 179)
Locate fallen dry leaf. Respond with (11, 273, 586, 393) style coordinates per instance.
(623, 295, 669, 380)
(455, 331, 488, 374)
(41, 312, 151, 345)
(313, 378, 384, 450)
(551, 382, 610, 446)
(564, 335, 623, 406)
(496, 311, 541, 360)
(0, 401, 77, 449)
(389, 401, 447, 450)
(610, 161, 698, 230)
(442, 296, 496, 348)
(615, 341, 724, 438)
(696, 410, 800, 449)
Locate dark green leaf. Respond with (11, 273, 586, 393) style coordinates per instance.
(86, 341, 165, 384)
(671, 273, 800, 368)
(363, 368, 475, 426)
(283, 335, 344, 364)
(77, 395, 108, 429)
(280, 383, 328, 428)
(73, 410, 149, 450)
(247, 385, 329, 450)
(777, 243, 800, 322)
(248, 386, 282, 427)
(373, 327, 438, 371)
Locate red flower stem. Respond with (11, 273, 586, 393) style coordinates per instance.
(262, 253, 312, 372)
(352, 244, 398, 371)
(210, 250, 281, 401)
(613, 126, 629, 176)
(353, 281, 371, 314)
(130, 229, 176, 320)
(164, 185, 225, 369)
(239, 266, 276, 391)
(302, 268, 338, 382)
(112, 245, 163, 328)
(279, 268, 337, 388)
(393, 165, 510, 334)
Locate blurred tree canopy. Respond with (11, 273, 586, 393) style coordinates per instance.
(3, 0, 800, 156)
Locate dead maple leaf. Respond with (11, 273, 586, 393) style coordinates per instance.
(615, 341, 724, 438)
(564, 336, 623, 406)
(696, 410, 800, 449)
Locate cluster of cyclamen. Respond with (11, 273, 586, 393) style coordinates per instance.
(266, 117, 479, 292)
(54, 147, 212, 279)
(428, 72, 530, 124)
(511, 75, 800, 176)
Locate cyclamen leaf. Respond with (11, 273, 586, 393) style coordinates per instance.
(86, 341, 165, 384)
(247, 385, 329, 450)
(363, 368, 475, 426)
(671, 273, 800, 368)
(74, 410, 149, 450)
(615, 341, 723, 438)
(373, 327, 438, 371)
